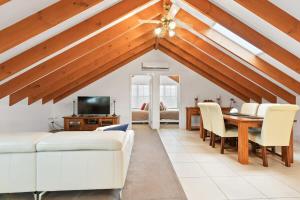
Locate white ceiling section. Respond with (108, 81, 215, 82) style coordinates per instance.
(0, 0, 59, 30)
(0, 0, 160, 84)
(209, 0, 300, 58)
(0, 0, 299, 96)
(270, 0, 300, 20)
(209, 0, 300, 82)
(0, 0, 120, 63)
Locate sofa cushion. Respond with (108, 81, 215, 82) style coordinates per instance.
(103, 124, 128, 132)
(36, 131, 128, 152)
(0, 132, 52, 153)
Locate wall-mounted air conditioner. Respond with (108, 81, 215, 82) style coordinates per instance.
(141, 62, 169, 71)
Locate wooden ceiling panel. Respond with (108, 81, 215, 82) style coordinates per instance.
(0, 0, 153, 81)
(160, 39, 261, 102)
(0, 2, 161, 100)
(9, 28, 155, 106)
(0, 0, 103, 53)
(184, 0, 300, 74)
(158, 45, 250, 102)
(0, 0, 9, 6)
(167, 36, 276, 103)
(175, 28, 296, 103)
(176, 10, 300, 96)
(235, 0, 300, 43)
(49, 42, 154, 103)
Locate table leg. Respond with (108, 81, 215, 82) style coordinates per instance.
(238, 122, 249, 164)
(290, 130, 294, 163)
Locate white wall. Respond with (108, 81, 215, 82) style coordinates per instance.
(0, 50, 245, 132)
(1, 50, 299, 136)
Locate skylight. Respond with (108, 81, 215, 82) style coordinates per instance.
(212, 23, 263, 55)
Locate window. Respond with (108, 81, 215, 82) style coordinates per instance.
(212, 23, 263, 55)
(131, 84, 149, 109)
(160, 85, 178, 109)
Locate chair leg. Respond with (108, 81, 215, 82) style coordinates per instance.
(212, 133, 216, 148)
(220, 137, 225, 154)
(209, 132, 213, 146)
(261, 146, 268, 167)
(251, 142, 257, 154)
(282, 146, 291, 167)
(203, 130, 206, 141)
(271, 146, 276, 154)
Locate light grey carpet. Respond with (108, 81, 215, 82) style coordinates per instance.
(0, 125, 187, 200)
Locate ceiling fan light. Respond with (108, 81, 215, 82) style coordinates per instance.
(169, 30, 176, 37)
(169, 21, 176, 29)
(154, 27, 162, 36)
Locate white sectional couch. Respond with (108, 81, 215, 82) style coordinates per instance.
(0, 132, 51, 194)
(0, 129, 134, 199)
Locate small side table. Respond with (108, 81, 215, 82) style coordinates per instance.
(186, 107, 201, 131)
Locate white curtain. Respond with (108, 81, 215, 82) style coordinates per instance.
(160, 85, 178, 109)
(131, 84, 149, 109)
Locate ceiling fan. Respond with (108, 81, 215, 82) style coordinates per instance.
(139, 0, 179, 38)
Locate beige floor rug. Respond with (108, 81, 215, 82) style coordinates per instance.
(0, 125, 186, 200)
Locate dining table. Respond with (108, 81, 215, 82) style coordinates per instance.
(223, 114, 294, 165)
(198, 112, 295, 165)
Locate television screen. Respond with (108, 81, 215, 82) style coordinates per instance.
(78, 96, 110, 115)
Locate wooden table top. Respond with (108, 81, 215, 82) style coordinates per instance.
(223, 114, 263, 123)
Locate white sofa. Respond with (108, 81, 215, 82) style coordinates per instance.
(0, 132, 51, 194)
(36, 130, 134, 192)
(0, 129, 134, 199)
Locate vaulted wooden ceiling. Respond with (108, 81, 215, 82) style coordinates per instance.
(0, 0, 299, 105)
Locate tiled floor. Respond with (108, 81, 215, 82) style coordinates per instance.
(158, 127, 300, 200)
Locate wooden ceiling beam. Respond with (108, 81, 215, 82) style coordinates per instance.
(0, 0, 9, 6)
(235, 0, 300, 43)
(49, 42, 154, 103)
(28, 28, 155, 105)
(0, 0, 153, 81)
(158, 45, 250, 102)
(9, 26, 155, 106)
(176, 28, 296, 103)
(0, 0, 103, 53)
(159, 39, 259, 102)
(168, 36, 275, 103)
(176, 10, 300, 96)
(184, 0, 300, 74)
(0, 3, 161, 100)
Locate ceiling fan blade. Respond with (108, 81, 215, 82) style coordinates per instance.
(139, 19, 161, 24)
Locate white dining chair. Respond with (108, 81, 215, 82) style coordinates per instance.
(198, 103, 212, 143)
(240, 103, 259, 115)
(248, 104, 299, 167)
(208, 103, 238, 154)
(256, 103, 276, 117)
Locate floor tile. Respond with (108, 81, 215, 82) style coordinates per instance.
(180, 177, 227, 200)
(173, 163, 207, 177)
(244, 176, 300, 198)
(199, 163, 238, 177)
(212, 177, 265, 199)
(168, 153, 195, 163)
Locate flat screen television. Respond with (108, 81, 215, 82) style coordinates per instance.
(78, 96, 110, 115)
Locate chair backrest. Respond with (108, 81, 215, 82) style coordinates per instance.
(240, 103, 259, 115)
(198, 103, 212, 132)
(261, 104, 299, 146)
(208, 103, 226, 137)
(256, 103, 276, 117)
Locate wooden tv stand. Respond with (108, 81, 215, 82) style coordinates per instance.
(63, 115, 120, 131)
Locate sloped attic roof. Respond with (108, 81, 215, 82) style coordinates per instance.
(0, 0, 299, 105)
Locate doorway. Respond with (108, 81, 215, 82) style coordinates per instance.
(159, 75, 180, 129)
(130, 75, 152, 126)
